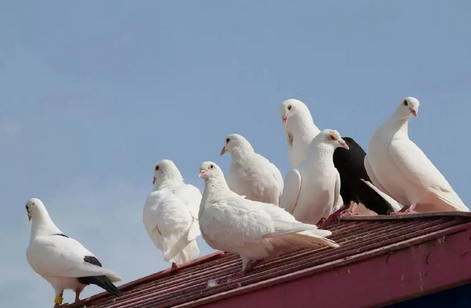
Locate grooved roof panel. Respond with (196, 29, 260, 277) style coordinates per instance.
(71, 213, 471, 308)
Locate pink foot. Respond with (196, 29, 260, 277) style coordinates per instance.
(390, 209, 413, 215)
(390, 204, 416, 215)
(171, 262, 180, 271)
(316, 217, 327, 228)
(340, 202, 360, 217)
(339, 210, 361, 217)
(321, 209, 344, 227)
(321, 203, 360, 227)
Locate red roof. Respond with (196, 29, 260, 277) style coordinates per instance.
(71, 213, 471, 308)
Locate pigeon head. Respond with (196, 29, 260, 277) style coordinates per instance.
(25, 198, 45, 221)
(396, 97, 420, 118)
(198, 161, 223, 181)
(318, 129, 349, 150)
(220, 133, 253, 155)
(279, 98, 311, 126)
(153, 159, 183, 185)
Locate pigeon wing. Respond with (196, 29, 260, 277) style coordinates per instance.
(389, 139, 468, 211)
(279, 168, 302, 214)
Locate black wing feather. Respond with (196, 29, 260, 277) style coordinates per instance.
(51, 233, 69, 238)
(333, 137, 396, 215)
(77, 256, 122, 297)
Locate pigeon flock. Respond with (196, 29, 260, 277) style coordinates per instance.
(25, 97, 469, 307)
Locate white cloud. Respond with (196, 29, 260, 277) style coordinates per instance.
(2, 177, 215, 308)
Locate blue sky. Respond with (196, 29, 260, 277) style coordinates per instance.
(1, 1, 470, 307)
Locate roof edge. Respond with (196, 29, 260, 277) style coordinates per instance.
(171, 221, 471, 308)
(71, 251, 228, 307)
(340, 212, 471, 221)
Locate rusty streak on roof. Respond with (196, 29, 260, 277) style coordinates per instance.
(71, 213, 471, 308)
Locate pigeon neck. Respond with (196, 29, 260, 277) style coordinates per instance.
(202, 177, 233, 206)
(306, 143, 335, 164)
(385, 113, 410, 139)
(153, 177, 183, 191)
(287, 113, 320, 140)
(230, 145, 254, 159)
(207, 177, 232, 194)
(30, 210, 62, 241)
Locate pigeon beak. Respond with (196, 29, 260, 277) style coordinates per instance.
(27, 214, 32, 221)
(282, 117, 288, 125)
(410, 108, 418, 117)
(220, 146, 226, 156)
(339, 140, 349, 150)
(198, 170, 206, 178)
(152, 177, 156, 184)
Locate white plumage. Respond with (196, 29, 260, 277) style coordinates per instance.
(365, 97, 469, 213)
(279, 98, 321, 168)
(25, 198, 122, 307)
(279, 129, 348, 225)
(143, 159, 201, 268)
(221, 133, 284, 205)
(197, 161, 339, 273)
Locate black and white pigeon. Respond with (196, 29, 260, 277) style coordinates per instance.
(279, 98, 401, 219)
(25, 198, 122, 308)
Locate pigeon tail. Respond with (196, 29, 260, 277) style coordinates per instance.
(172, 239, 200, 265)
(291, 231, 340, 248)
(78, 276, 122, 297)
(163, 232, 200, 264)
(360, 179, 402, 212)
(267, 220, 331, 238)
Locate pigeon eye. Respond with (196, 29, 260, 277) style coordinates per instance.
(287, 105, 292, 110)
(210, 164, 214, 169)
(155, 165, 160, 171)
(226, 138, 230, 143)
(403, 100, 408, 106)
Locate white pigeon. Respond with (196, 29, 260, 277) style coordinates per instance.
(197, 161, 339, 274)
(25, 198, 122, 308)
(365, 97, 469, 214)
(279, 129, 348, 226)
(279, 98, 321, 168)
(143, 159, 201, 269)
(220, 133, 284, 205)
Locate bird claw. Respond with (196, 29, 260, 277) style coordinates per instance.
(316, 218, 327, 228)
(390, 204, 415, 215)
(171, 262, 180, 271)
(227, 259, 263, 282)
(339, 210, 361, 218)
(321, 207, 348, 227)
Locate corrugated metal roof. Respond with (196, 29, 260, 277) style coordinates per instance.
(71, 213, 471, 308)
